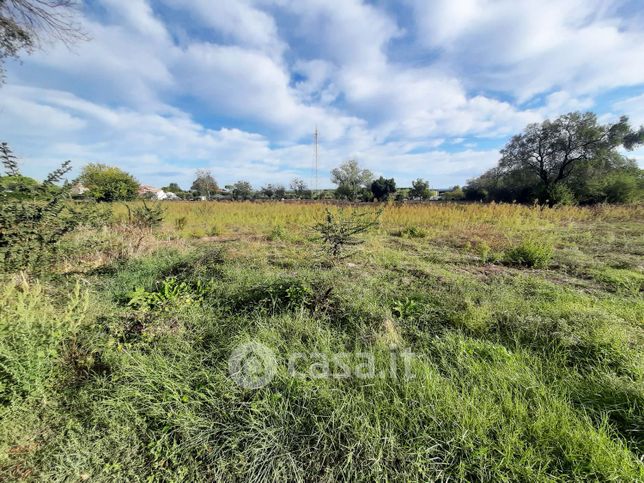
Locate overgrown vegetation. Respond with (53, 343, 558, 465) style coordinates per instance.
(0, 147, 78, 271)
(465, 111, 643, 205)
(0, 201, 642, 481)
(314, 207, 382, 258)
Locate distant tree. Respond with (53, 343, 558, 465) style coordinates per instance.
(231, 180, 253, 200)
(331, 159, 373, 201)
(0, 173, 39, 199)
(163, 182, 183, 194)
(290, 177, 311, 198)
(260, 184, 274, 198)
(260, 184, 286, 199)
(79, 163, 139, 202)
(370, 176, 396, 201)
(191, 169, 218, 199)
(442, 185, 465, 201)
(0, 0, 87, 83)
(498, 112, 642, 204)
(409, 178, 431, 200)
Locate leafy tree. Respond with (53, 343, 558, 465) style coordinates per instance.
(370, 176, 396, 201)
(409, 178, 431, 200)
(290, 177, 311, 198)
(163, 182, 183, 194)
(580, 167, 643, 204)
(274, 184, 286, 199)
(466, 112, 644, 205)
(0, 173, 39, 199)
(231, 180, 253, 200)
(260, 184, 284, 199)
(0, 0, 86, 82)
(331, 160, 373, 201)
(498, 112, 642, 203)
(79, 163, 139, 202)
(191, 170, 218, 199)
(442, 186, 465, 201)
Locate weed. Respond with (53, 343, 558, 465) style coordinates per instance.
(504, 237, 554, 268)
(127, 277, 215, 312)
(399, 225, 428, 239)
(477, 241, 492, 263)
(125, 201, 165, 229)
(268, 223, 286, 241)
(174, 217, 187, 231)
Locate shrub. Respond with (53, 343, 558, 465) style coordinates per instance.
(504, 238, 553, 268)
(79, 163, 139, 202)
(0, 149, 98, 272)
(399, 226, 428, 239)
(268, 224, 286, 241)
(174, 217, 187, 231)
(0, 280, 88, 405)
(314, 208, 382, 258)
(125, 201, 165, 229)
(128, 277, 215, 312)
(547, 184, 576, 206)
(477, 241, 491, 263)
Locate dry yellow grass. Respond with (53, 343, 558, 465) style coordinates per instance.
(112, 200, 643, 239)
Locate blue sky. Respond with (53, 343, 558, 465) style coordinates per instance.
(1, 0, 643, 189)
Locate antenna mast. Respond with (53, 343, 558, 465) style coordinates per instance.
(313, 127, 319, 197)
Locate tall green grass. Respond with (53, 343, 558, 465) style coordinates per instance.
(1, 203, 642, 480)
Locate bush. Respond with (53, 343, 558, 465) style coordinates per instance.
(314, 208, 381, 258)
(398, 226, 428, 239)
(128, 277, 215, 312)
(268, 224, 286, 241)
(547, 184, 576, 206)
(79, 163, 139, 202)
(0, 280, 88, 405)
(504, 238, 554, 268)
(0, 150, 100, 272)
(125, 201, 165, 229)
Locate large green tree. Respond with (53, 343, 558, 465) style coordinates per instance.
(79, 163, 139, 202)
(331, 160, 373, 201)
(467, 112, 643, 205)
(498, 112, 641, 202)
(230, 180, 253, 200)
(409, 178, 431, 200)
(370, 176, 396, 201)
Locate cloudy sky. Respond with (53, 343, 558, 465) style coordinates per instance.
(1, 0, 643, 189)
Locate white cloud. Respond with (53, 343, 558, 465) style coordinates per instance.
(2, 0, 642, 189)
(408, 0, 644, 100)
(159, 0, 285, 56)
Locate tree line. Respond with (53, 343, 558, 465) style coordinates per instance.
(1, 110, 642, 205)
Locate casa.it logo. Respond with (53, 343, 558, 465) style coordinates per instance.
(228, 341, 277, 389)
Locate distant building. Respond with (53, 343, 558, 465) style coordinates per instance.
(138, 185, 179, 200)
(70, 183, 90, 197)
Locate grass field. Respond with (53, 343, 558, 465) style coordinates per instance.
(1, 202, 643, 481)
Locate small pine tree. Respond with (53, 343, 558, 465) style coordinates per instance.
(0, 142, 20, 176)
(314, 208, 382, 259)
